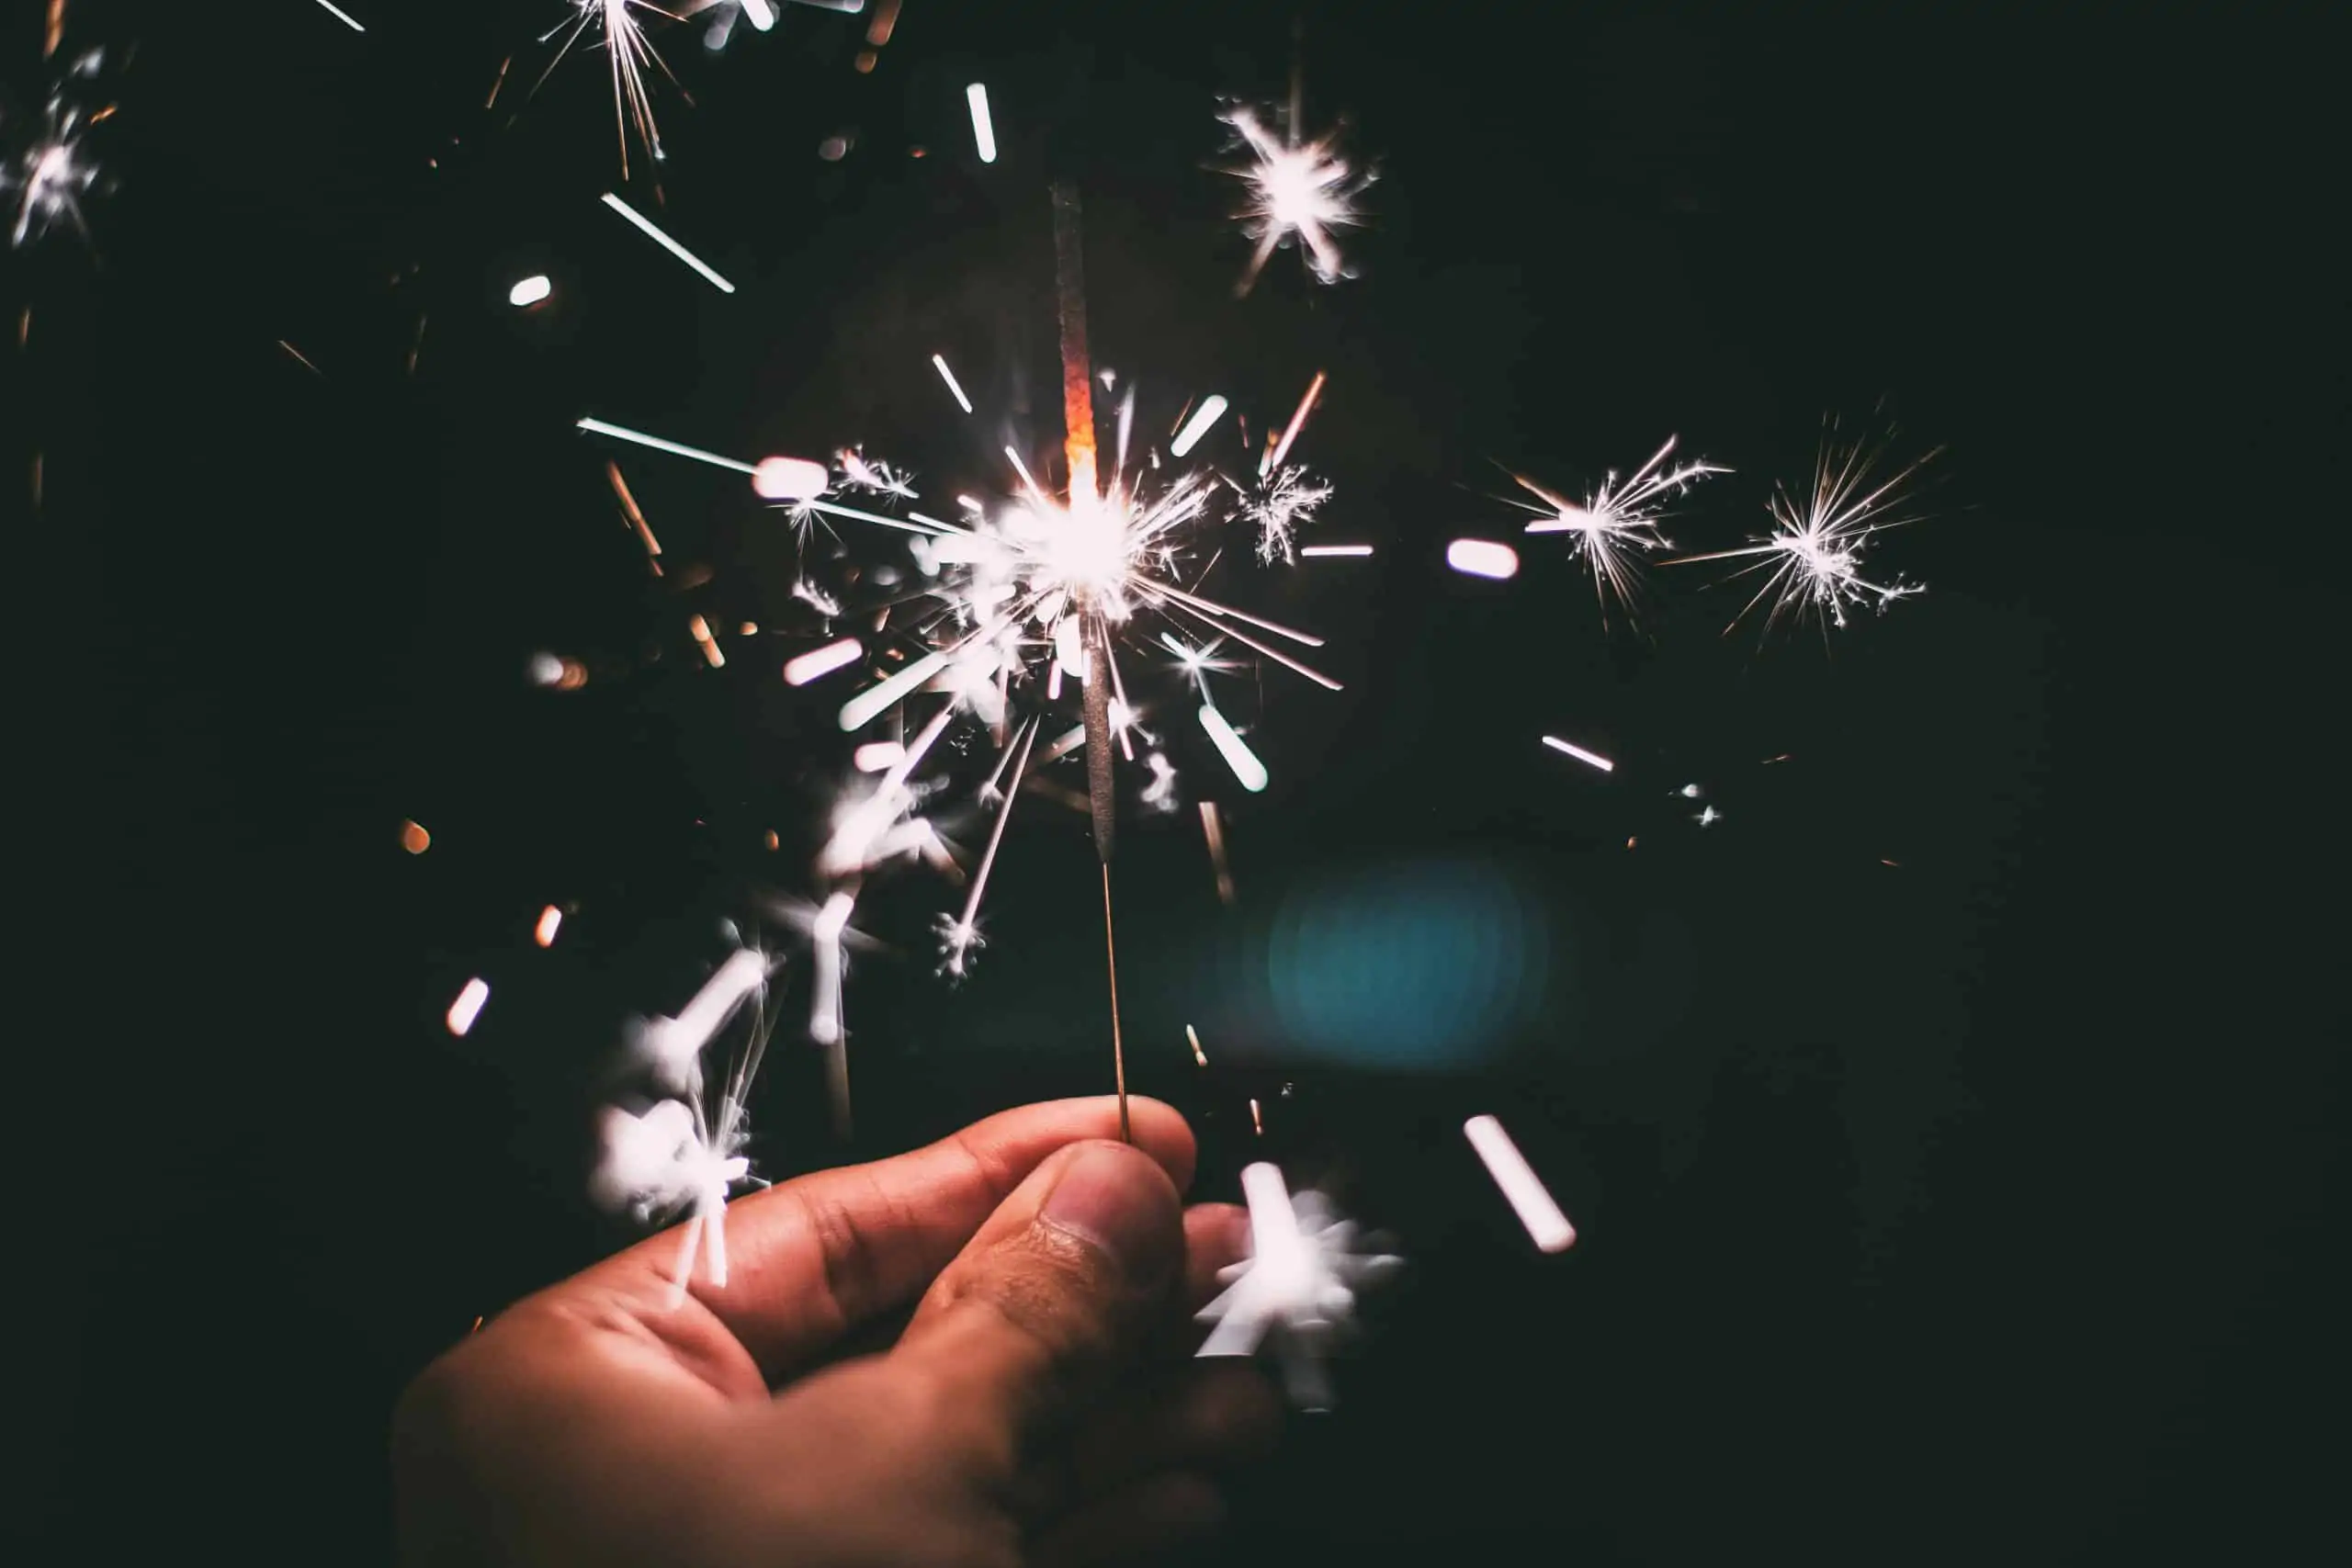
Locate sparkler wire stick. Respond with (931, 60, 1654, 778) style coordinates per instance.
(1050, 178, 1129, 1145)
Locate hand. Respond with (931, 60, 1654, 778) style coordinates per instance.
(392, 1097, 1280, 1567)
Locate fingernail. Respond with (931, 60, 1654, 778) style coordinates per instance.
(1040, 1144, 1175, 1285)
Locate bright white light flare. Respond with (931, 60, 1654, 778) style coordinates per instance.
(447, 977, 490, 1036)
(1221, 106, 1369, 296)
(784, 637, 863, 685)
(1196, 1163, 1402, 1409)
(965, 83, 997, 164)
(1464, 1115, 1577, 1253)
(508, 274, 553, 307)
(1447, 539, 1520, 580)
(752, 455, 831, 500)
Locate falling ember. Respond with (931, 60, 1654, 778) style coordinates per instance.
(784, 637, 863, 686)
(400, 819, 432, 854)
(1299, 543, 1373, 558)
(1250, 1098, 1264, 1135)
(535, 905, 564, 947)
(1188, 1023, 1208, 1066)
(931, 353, 975, 413)
(508, 274, 552, 307)
(1446, 539, 1520, 580)
(1170, 395, 1228, 458)
(1541, 735, 1615, 773)
(309, 0, 367, 30)
(1464, 1115, 1576, 1254)
(752, 455, 830, 500)
(1199, 704, 1270, 792)
(965, 84, 998, 164)
(1200, 801, 1237, 905)
(688, 615, 726, 668)
(447, 977, 491, 1036)
(277, 341, 322, 376)
(1261, 370, 1326, 478)
(598, 192, 737, 294)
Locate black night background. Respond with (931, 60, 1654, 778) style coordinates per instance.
(16, 1, 2340, 1562)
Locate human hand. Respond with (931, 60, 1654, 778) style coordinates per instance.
(391, 1097, 1280, 1567)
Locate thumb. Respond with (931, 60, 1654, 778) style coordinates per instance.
(892, 1139, 1185, 1450)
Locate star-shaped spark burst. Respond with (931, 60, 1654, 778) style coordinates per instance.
(1671, 426, 1944, 637)
(1236, 465, 1334, 565)
(537, 1, 683, 177)
(1196, 1163, 1402, 1411)
(1506, 435, 1726, 626)
(5, 49, 107, 248)
(1219, 100, 1372, 297)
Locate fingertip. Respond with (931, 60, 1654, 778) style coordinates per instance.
(1039, 1141, 1187, 1292)
(1124, 1096, 1197, 1195)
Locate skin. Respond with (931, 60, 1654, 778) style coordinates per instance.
(392, 1096, 1282, 1567)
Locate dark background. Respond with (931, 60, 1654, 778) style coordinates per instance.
(18, 0, 2340, 1561)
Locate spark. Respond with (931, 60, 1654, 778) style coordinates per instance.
(1196, 1163, 1402, 1410)
(1199, 703, 1269, 792)
(752, 455, 830, 500)
(399, 819, 432, 853)
(1541, 735, 1615, 773)
(1187, 1023, 1208, 1066)
(965, 83, 998, 164)
(508, 274, 553, 307)
(1261, 370, 1326, 478)
(836, 447, 917, 500)
(592, 1099, 750, 1291)
(784, 637, 863, 685)
(1240, 466, 1333, 565)
(853, 740, 904, 773)
(1510, 435, 1726, 622)
(931, 354, 975, 413)
(1170, 395, 1228, 458)
(1300, 543, 1373, 558)
(6, 53, 105, 248)
(447, 977, 491, 1036)
(1669, 427, 1943, 636)
(1199, 802, 1237, 905)
(309, 0, 367, 30)
(1159, 632, 1240, 700)
(1221, 102, 1371, 296)
(1464, 1115, 1576, 1254)
(580, 416, 755, 475)
(277, 340, 322, 376)
(1250, 1099, 1263, 1135)
(598, 191, 737, 294)
(535, 905, 564, 947)
(1696, 804, 1722, 828)
(1446, 538, 1520, 580)
(936, 718, 1041, 979)
(537, 3, 680, 178)
(633, 947, 774, 1093)
(688, 615, 725, 667)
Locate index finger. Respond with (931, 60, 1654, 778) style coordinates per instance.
(586, 1096, 1194, 1382)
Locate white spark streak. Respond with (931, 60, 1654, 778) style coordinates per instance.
(1541, 735, 1615, 773)
(311, 1, 367, 32)
(599, 191, 737, 293)
(535, 905, 564, 947)
(965, 83, 997, 164)
(931, 354, 975, 413)
(1199, 703, 1269, 793)
(741, 0, 775, 28)
(637, 948, 773, 1092)
(1447, 539, 1520, 580)
(840, 649, 951, 731)
(1261, 370, 1326, 477)
(446, 977, 490, 1036)
(853, 741, 905, 773)
(577, 417, 756, 474)
(1170, 396, 1228, 457)
(1187, 1023, 1208, 1066)
(1464, 1115, 1576, 1253)
(1300, 544, 1373, 558)
(785, 637, 863, 685)
(508, 274, 553, 307)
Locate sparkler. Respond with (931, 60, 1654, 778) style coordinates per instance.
(537, 3, 683, 179)
(1508, 435, 1726, 624)
(1668, 425, 1943, 637)
(1220, 91, 1372, 296)
(1196, 1163, 1402, 1410)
